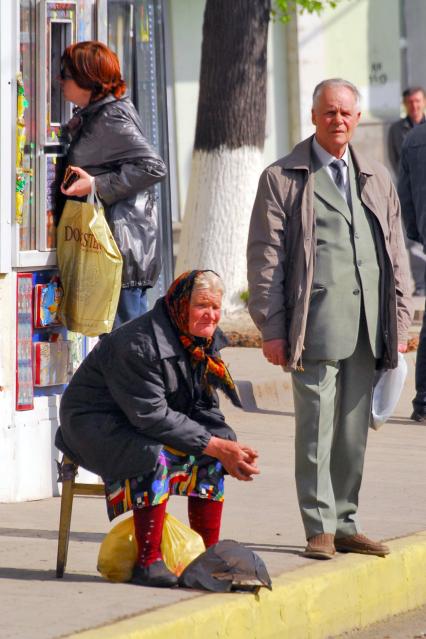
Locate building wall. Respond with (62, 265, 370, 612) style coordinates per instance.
(265, 19, 291, 162)
(404, 0, 426, 90)
(168, 0, 204, 218)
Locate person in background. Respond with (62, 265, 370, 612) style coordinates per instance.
(388, 87, 426, 175)
(59, 40, 167, 328)
(247, 78, 412, 561)
(388, 86, 426, 296)
(55, 270, 259, 588)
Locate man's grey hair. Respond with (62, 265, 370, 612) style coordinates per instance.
(312, 78, 361, 109)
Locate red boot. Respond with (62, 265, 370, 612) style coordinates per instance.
(132, 501, 177, 587)
(188, 497, 224, 548)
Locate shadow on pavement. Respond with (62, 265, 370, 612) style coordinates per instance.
(241, 542, 304, 556)
(236, 380, 293, 416)
(243, 408, 293, 416)
(0, 567, 103, 583)
(0, 527, 105, 543)
(386, 416, 421, 426)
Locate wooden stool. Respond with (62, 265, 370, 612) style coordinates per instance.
(56, 455, 105, 578)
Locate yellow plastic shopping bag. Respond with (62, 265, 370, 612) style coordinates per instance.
(57, 192, 122, 336)
(161, 513, 205, 576)
(97, 516, 137, 583)
(97, 512, 205, 582)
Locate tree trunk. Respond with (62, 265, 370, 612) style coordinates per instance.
(176, 0, 270, 313)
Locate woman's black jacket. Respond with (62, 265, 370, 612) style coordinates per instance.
(55, 299, 237, 481)
(63, 94, 167, 288)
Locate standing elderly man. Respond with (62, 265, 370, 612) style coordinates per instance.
(247, 78, 412, 560)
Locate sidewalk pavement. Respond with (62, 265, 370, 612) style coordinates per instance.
(2, 320, 426, 639)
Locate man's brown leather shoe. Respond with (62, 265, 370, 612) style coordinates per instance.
(303, 533, 335, 559)
(335, 533, 390, 557)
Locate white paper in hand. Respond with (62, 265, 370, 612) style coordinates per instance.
(370, 352, 408, 430)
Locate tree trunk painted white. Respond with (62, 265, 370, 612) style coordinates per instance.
(176, 146, 263, 314)
(175, 0, 270, 313)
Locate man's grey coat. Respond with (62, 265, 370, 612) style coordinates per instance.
(247, 135, 412, 371)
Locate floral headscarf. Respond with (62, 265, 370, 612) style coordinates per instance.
(165, 270, 242, 408)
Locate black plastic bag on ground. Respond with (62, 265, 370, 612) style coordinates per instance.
(178, 539, 272, 593)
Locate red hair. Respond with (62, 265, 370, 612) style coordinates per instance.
(62, 41, 126, 101)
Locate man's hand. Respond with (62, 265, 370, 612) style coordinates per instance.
(262, 338, 288, 366)
(61, 166, 94, 197)
(398, 342, 408, 353)
(203, 437, 259, 481)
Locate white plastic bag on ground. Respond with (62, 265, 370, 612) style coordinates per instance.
(370, 352, 408, 430)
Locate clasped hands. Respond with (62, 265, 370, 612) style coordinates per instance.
(203, 436, 259, 482)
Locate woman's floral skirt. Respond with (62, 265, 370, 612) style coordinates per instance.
(104, 446, 225, 520)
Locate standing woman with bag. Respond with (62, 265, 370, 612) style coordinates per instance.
(58, 41, 167, 328)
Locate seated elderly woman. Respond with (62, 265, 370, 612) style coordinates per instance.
(55, 270, 259, 588)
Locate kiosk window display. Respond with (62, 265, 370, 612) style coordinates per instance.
(19, 0, 37, 251)
(19, 0, 77, 254)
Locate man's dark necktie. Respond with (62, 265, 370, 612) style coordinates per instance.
(329, 159, 346, 199)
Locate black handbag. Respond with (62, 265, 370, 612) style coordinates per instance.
(106, 190, 162, 289)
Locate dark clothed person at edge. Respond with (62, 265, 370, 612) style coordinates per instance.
(247, 78, 412, 561)
(55, 270, 259, 588)
(59, 40, 167, 327)
(388, 86, 426, 297)
(398, 118, 426, 422)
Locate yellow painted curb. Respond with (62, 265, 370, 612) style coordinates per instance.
(67, 531, 426, 639)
